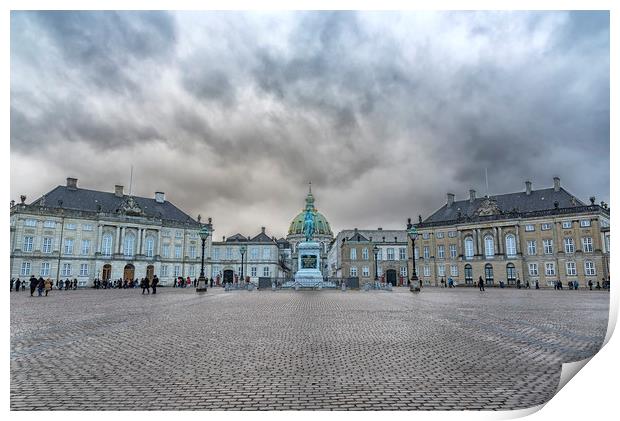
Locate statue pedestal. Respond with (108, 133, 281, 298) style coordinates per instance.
(294, 241, 323, 287)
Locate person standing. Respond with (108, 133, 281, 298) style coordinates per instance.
(151, 275, 159, 294)
(588, 280, 593, 290)
(141, 278, 150, 295)
(478, 276, 485, 292)
(15, 278, 21, 292)
(10, 278, 14, 291)
(37, 277, 45, 296)
(44, 278, 53, 296)
(209, 278, 214, 288)
(535, 279, 539, 289)
(516, 279, 521, 289)
(29, 275, 38, 296)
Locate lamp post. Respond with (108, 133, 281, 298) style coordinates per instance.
(373, 245, 379, 282)
(196, 224, 211, 293)
(240, 245, 247, 283)
(407, 218, 420, 292)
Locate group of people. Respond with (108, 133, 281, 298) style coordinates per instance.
(173, 276, 217, 288)
(11, 276, 79, 296)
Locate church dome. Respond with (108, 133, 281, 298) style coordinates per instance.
(288, 185, 333, 237)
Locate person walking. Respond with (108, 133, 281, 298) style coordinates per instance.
(588, 280, 593, 290)
(209, 278, 214, 288)
(535, 279, 539, 289)
(29, 275, 38, 296)
(478, 276, 485, 292)
(37, 277, 45, 296)
(64, 279, 70, 290)
(151, 275, 159, 294)
(11, 278, 15, 291)
(141, 278, 150, 295)
(516, 279, 521, 289)
(44, 278, 53, 296)
(15, 278, 21, 292)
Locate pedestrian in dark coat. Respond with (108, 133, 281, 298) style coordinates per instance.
(29, 275, 38, 296)
(209, 278, 214, 288)
(478, 276, 485, 292)
(10, 278, 14, 291)
(151, 276, 159, 294)
(65, 279, 71, 290)
(588, 280, 593, 290)
(21, 281, 25, 291)
(37, 278, 45, 296)
(15, 278, 21, 292)
(141, 278, 150, 295)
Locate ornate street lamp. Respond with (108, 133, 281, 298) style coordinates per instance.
(196, 224, 211, 293)
(240, 245, 247, 283)
(407, 218, 420, 292)
(373, 245, 379, 282)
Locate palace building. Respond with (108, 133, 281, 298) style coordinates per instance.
(413, 178, 610, 288)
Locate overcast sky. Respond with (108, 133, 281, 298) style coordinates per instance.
(10, 11, 609, 238)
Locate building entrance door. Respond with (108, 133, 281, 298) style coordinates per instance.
(386, 269, 397, 286)
(102, 264, 112, 281)
(123, 264, 135, 281)
(223, 269, 234, 284)
(146, 265, 154, 282)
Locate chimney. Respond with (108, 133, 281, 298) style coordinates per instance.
(261, 226, 266, 234)
(525, 181, 532, 195)
(377, 227, 382, 231)
(155, 191, 165, 203)
(469, 189, 476, 203)
(114, 185, 124, 198)
(553, 177, 560, 192)
(447, 193, 455, 207)
(66, 177, 78, 190)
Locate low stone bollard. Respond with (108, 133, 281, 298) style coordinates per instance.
(271, 282, 276, 291)
(341, 282, 346, 292)
(364, 283, 371, 292)
(295, 284, 300, 291)
(386, 283, 393, 292)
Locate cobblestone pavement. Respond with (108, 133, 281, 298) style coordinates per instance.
(10, 287, 609, 411)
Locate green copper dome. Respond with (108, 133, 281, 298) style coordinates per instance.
(288, 185, 333, 236)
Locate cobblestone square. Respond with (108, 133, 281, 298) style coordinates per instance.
(10, 287, 609, 411)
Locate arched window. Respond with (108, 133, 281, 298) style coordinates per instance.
(506, 263, 516, 283)
(145, 237, 154, 258)
(484, 235, 494, 258)
(464, 264, 473, 284)
(464, 237, 474, 259)
(505, 234, 517, 256)
(124, 232, 135, 257)
(485, 263, 494, 284)
(102, 234, 112, 256)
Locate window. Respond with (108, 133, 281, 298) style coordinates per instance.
(82, 224, 93, 231)
(399, 248, 406, 260)
(387, 248, 395, 260)
(43, 220, 56, 228)
(580, 219, 591, 227)
(162, 245, 170, 258)
(529, 263, 538, 276)
(422, 233, 430, 240)
(484, 264, 494, 281)
(450, 265, 458, 277)
(226, 247, 232, 259)
(66, 223, 77, 230)
(80, 263, 89, 276)
(562, 221, 572, 229)
(362, 266, 370, 277)
(350, 248, 357, 260)
(25, 219, 37, 227)
(81, 240, 90, 255)
(525, 224, 535, 232)
(124, 234, 135, 257)
(23, 236, 34, 252)
(423, 265, 430, 277)
(582, 237, 593, 253)
(261, 247, 270, 260)
(448, 231, 457, 238)
(584, 261, 596, 276)
(189, 266, 195, 277)
(161, 229, 170, 237)
(437, 245, 445, 259)
(564, 237, 574, 254)
(263, 267, 270, 277)
(64, 239, 74, 255)
(174, 265, 181, 277)
(174, 245, 182, 259)
(61, 263, 72, 276)
(377, 249, 383, 260)
(423, 246, 429, 259)
(161, 265, 168, 277)
(362, 248, 369, 260)
(566, 262, 577, 276)
(189, 245, 196, 259)
(505, 234, 517, 256)
(211, 266, 220, 277)
(145, 237, 154, 258)
(174, 231, 182, 239)
(506, 263, 516, 281)
(102, 234, 112, 256)
(541, 223, 551, 231)
(484, 235, 494, 258)
(20, 261, 31, 276)
(437, 264, 445, 277)
(41, 237, 52, 253)
(464, 237, 474, 259)
(545, 262, 555, 276)
(212, 248, 220, 260)
(400, 266, 407, 277)
(449, 244, 457, 259)
(251, 266, 257, 277)
(414, 247, 419, 260)
(527, 240, 537, 256)
(543, 239, 553, 254)
(251, 247, 259, 260)
(436, 231, 444, 239)
(464, 264, 473, 282)
(350, 266, 357, 277)
(40, 262, 50, 277)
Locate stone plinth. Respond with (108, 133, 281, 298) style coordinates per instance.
(294, 241, 323, 287)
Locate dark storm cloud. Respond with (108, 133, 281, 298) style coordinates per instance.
(10, 11, 610, 236)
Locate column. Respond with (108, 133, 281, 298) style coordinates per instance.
(141, 229, 146, 255)
(493, 227, 498, 255)
(457, 231, 463, 257)
(476, 229, 482, 256)
(119, 227, 125, 255)
(515, 225, 521, 255)
(97, 224, 103, 253)
(497, 227, 503, 255)
(115, 226, 121, 254)
(157, 230, 162, 257)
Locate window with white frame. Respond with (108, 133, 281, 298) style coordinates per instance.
(448, 231, 457, 238)
(377, 249, 382, 260)
(211, 265, 220, 277)
(414, 247, 419, 260)
(161, 265, 168, 277)
(449, 244, 457, 259)
(505, 234, 517, 256)
(41, 237, 52, 254)
(529, 263, 538, 276)
(437, 264, 445, 277)
(80, 263, 89, 276)
(582, 237, 593, 252)
(562, 221, 572, 229)
(21, 261, 31, 276)
(162, 244, 170, 258)
(349, 266, 357, 277)
(146, 237, 154, 257)
(543, 239, 553, 254)
(174, 245, 182, 259)
(527, 240, 537, 255)
(66, 223, 76, 230)
(226, 247, 232, 259)
(350, 248, 357, 260)
(25, 219, 37, 227)
(263, 266, 270, 277)
(189, 245, 196, 259)
(422, 233, 430, 240)
(23, 236, 34, 252)
(43, 220, 56, 228)
(251, 247, 259, 260)
(464, 237, 474, 259)
(541, 223, 551, 231)
(174, 265, 181, 277)
(212, 248, 220, 260)
(565, 262, 577, 276)
(423, 265, 431, 277)
(124, 233, 136, 257)
(525, 224, 535, 232)
(61, 263, 72, 276)
(102, 234, 112, 256)
(64, 239, 74, 255)
(362, 266, 370, 277)
(40, 262, 50, 277)
(82, 224, 93, 231)
(436, 231, 444, 239)
(584, 261, 596, 276)
(399, 247, 406, 260)
(387, 248, 395, 260)
(175, 231, 182, 239)
(450, 265, 458, 277)
(423, 246, 429, 259)
(564, 237, 574, 254)
(362, 248, 369, 260)
(251, 266, 257, 277)
(189, 266, 195, 277)
(81, 239, 91, 255)
(545, 262, 555, 276)
(400, 266, 407, 277)
(580, 219, 591, 227)
(484, 235, 494, 257)
(263, 247, 271, 259)
(437, 245, 445, 259)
